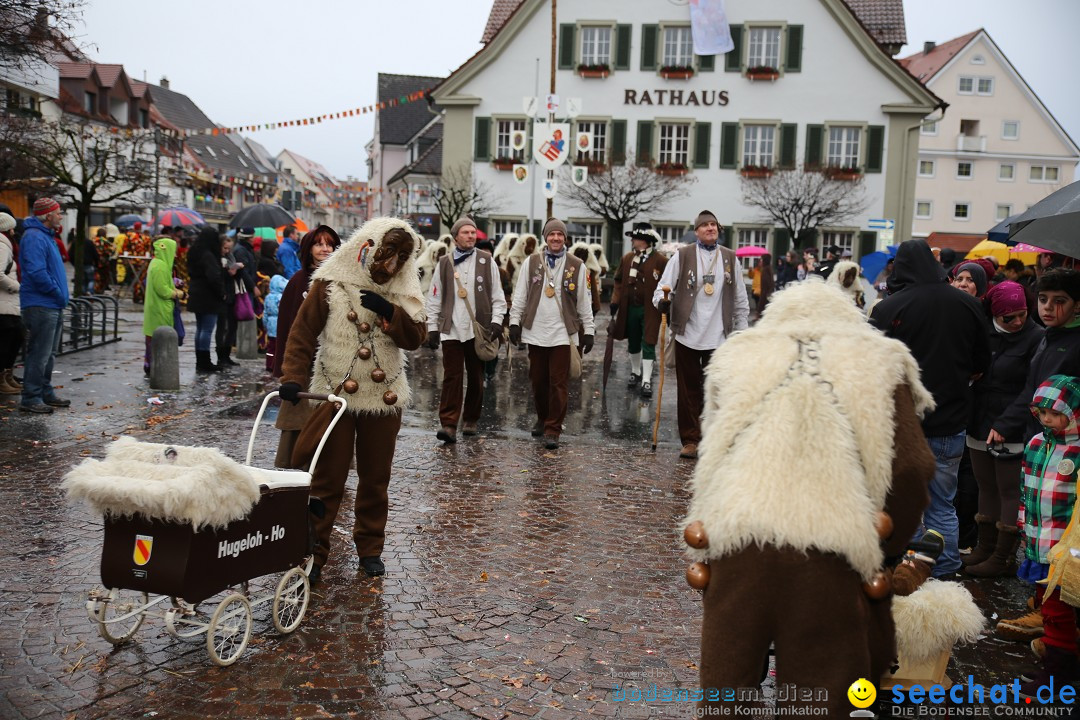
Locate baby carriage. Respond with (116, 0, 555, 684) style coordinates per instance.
(64, 392, 346, 666)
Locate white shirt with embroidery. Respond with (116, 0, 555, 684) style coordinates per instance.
(653, 244, 749, 351)
(509, 254, 595, 347)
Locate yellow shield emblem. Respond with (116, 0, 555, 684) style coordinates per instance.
(133, 534, 153, 566)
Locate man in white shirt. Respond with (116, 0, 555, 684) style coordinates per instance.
(509, 218, 595, 449)
(425, 216, 507, 443)
(654, 210, 749, 459)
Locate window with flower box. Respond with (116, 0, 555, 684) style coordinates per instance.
(495, 119, 527, 163)
(657, 123, 690, 168)
(742, 125, 776, 169)
(575, 120, 608, 165)
(662, 26, 693, 68)
(827, 126, 861, 168)
(747, 27, 782, 71)
(580, 26, 612, 67)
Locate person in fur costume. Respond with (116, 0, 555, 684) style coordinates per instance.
(589, 242, 610, 277)
(569, 240, 602, 315)
(419, 236, 450, 298)
(610, 222, 668, 398)
(280, 217, 427, 580)
(682, 281, 935, 716)
(492, 233, 517, 271)
(507, 233, 540, 290)
(826, 259, 869, 311)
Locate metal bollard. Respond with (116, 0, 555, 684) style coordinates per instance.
(236, 319, 258, 359)
(150, 326, 180, 390)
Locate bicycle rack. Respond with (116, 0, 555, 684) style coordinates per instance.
(58, 295, 122, 356)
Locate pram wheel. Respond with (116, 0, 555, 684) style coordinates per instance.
(206, 593, 252, 666)
(165, 598, 204, 641)
(94, 588, 148, 644)
(272, 566, 310, 634)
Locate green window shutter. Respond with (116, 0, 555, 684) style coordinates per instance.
(784, 25, 803, 72)
(559, 24, 576, 70)
(641, 24, 658, 71)
(532, 219, 542, 236)
(719, 122, 739, 169)
(476, 217, 489, 234)
(636, 120, 653, 164)
(723, 226, 734, 249)
(697, 53, 715, 72)
(615, 24, 632, 70)
(474, 117, 491, 161)
(693, 122, 712, 169)
(859, 231, 877, 259)
(610, 119, 627, 165)
(774, 228, 791, 256)
(779, 124, 797, 169)
(805, 124, 824, 168)
(725, 25, 743, 72)
(866, 125, 885, 173)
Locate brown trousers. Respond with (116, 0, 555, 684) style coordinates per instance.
(528, 345, 570, 436)
(439, 339, 484, 428)
(309, 409, 402, 565)
(675, 341, 713, 445)
(700, 545, 894, 717)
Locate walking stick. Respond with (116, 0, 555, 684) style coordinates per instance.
(652, 286, 671, 452)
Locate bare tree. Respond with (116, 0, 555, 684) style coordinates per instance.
(433, 163, 502, 230)
(740, 165, 871, 250)
(0, 1, 86, 72)
(558, 156, 696, 250)
(7, 117, 155, 295)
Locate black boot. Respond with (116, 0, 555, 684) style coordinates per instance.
(217, 349, 240, 367)
(195, 350, 220, 373)
(962, 514, 998, 567)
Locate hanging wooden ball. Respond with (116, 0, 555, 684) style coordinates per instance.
(342, 379, 359, 394)
(683, 521, 709, 550)
(358, 321, 371, 333)
(862, 570, 891, 600)
(382, 390, 398, 405)
(357, 347, 372, 360)
(686, 562, 710, 590)
(347, 311, 358, 323)
(876, 511, 894, 540)
(370, 368, 386, 383)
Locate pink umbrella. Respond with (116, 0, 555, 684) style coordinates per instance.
(1014, 243, 1050, 254)
(735, 246, 769, 258)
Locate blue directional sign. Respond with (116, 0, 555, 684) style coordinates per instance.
(868, 219, 895, 230)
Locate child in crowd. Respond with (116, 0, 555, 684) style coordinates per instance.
(1016, 375, 1080, 694)
(262, 274, 287, 372)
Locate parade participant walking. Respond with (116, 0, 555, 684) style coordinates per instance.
(870, 239, 990, 577)
(508, 218, 595, 450)
(142, 237, 181, 374)
(186, 227, 225, 373)
(425, 216, 506, 443)
(654, 211, 749, 459)
(610, 222, 668, 398)
(279, 218, 427, 581)
(0, 213, 23, 395)
(277, 225, 301, 279)
(18, 198, 70, 413)
(683, 281, 934, 718)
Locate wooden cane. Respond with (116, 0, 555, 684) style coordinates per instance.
(652, 286, 671, 452)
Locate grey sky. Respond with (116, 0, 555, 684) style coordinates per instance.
(78, 1, 1080, 180)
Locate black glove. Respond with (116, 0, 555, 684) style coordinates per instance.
(427, 331, 440, 349)
(657, 299, 671, 315)
(581, 334, 594, 355)
(610, 303, 618, 316)
(278, 382, 302, 405)
(359, 290, 394, 320)
(509, 325, 521, 346)
(489, 323, 504, 342)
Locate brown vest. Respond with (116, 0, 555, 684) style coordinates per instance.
(670, 243, 736, 337)
(521, 252, 584, 336)
(437, 250, 494, 333)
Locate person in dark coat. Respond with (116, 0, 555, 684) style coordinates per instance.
(185, 226, 226, 372)
(963, 281, 1044, 577)
(611, 222, 668, 398)
(870, 239, 991, 577)
(216, 234, 249, 368)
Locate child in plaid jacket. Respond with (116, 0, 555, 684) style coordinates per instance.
(1018, 374, 1080, 692)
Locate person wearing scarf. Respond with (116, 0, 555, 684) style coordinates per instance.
(611, 221, 668, 398)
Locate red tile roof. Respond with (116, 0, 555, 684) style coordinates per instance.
(899, 30, 981, 82)
(57, 62, 93, 79)
(93, 64, 124, 88)
(481, 0, 521, 43)
(925, 232, 985, 254)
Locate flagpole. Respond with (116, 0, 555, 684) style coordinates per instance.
(529, 57, 539, 234)
(547, 0, 556, 219)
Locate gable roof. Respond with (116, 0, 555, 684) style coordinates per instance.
(377, 73, 443, 145)
(388, 137, 443, 186)
(898, 30, 980, 82)
(281, 149, 338, 187)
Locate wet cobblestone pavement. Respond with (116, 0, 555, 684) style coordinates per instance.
(0, 301, 1047, 719)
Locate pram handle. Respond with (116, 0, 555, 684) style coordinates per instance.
(246, 391, 348, 475)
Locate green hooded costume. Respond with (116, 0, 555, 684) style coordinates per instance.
(143, 237, 177, 337)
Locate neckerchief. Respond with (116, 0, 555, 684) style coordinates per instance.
(453, 248, 474, 266)
(546, 248, 565, 268)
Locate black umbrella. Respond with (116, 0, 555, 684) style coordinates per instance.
(1008, 180, 1080, 257)
(229, 203, 296, 229)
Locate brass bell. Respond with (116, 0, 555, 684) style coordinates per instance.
(382, 390, 398, 405)
(347, 311, 358, 322)
(370, 368, 386, 383)
(357, 347, 372, 360)
(862, 570, 892, 600)
(342, 379, 359, 394)
(358, 321, 371, 333)
(684, 521, 709, 550)
(686, 562, 710, 590)
(876, 511, 894, 540)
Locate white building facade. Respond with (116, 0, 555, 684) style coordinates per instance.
(432, 0, 940, 260)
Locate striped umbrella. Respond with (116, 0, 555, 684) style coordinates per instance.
(154, 207, 205, 229)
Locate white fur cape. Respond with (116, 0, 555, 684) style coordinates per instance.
(508, 233, 540, 288)
(589, 242, 610, 274)
(682, 281, 935, 581)
(62, 436, 260, 529)
(570, 241, 602, 275)
(309, 217, 425, 414)
(892, 580, 985, 665)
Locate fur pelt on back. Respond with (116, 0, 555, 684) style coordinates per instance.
(891, 579, 984, 665)
(508, 233, 541, 289)
(570, 241, 602, 275)
(589, 243, 610, 274)
(62, 436, 261, 529)
(682, 281, 934, 581)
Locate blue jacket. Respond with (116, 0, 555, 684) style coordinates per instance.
(263, 275, 288, 337)
(277, 238, 301, 280)
(19, 217, 69, 310)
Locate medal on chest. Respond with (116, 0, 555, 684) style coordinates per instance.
(703, 275, 716, 296)
(454, 270, 468, 298)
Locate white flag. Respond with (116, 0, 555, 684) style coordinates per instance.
(690, 0, 734, 56)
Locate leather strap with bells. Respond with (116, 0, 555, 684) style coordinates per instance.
(338, 301, 401, 406)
